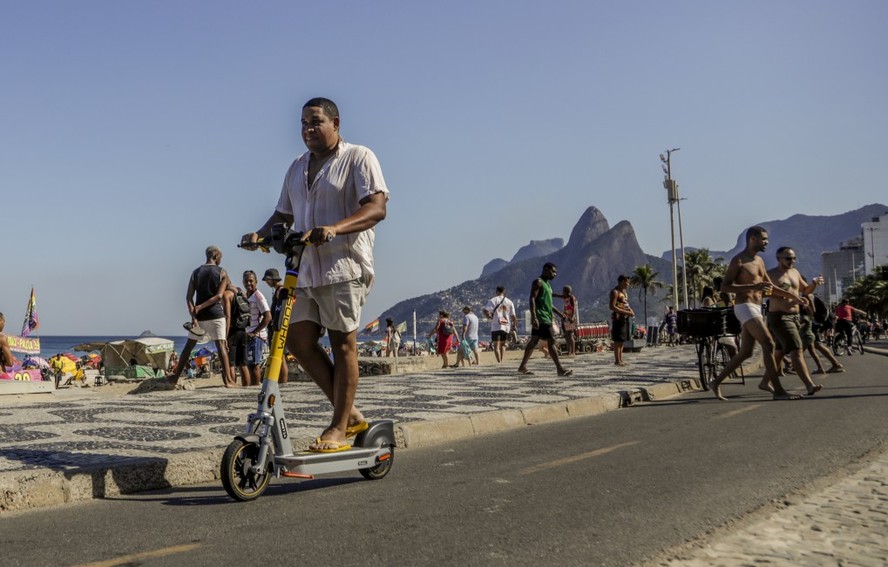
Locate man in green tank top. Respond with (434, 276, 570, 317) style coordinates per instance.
(518, 263, 573, 376)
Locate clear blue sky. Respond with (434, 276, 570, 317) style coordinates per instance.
(2, 1, 886, 336)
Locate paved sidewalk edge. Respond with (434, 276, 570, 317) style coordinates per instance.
(0, 380, 698, 514)
(862, 344, 888, 356)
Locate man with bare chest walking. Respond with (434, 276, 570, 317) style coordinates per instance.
(766, 247, 823, 396)
(710, 226, 805, 401)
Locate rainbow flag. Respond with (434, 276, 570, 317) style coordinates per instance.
(363, 318, 380, 333)
(21, 287, 39, 337)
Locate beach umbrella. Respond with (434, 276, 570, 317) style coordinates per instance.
(194, 347, 215, 357)
(62, 353, 79, 362)
(85, 354, 102, 369)
(51, 356, 78, 374)
(28, 356, 52, 370)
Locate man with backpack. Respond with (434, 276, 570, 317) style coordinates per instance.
(483, 286, 517, 363)
(224, 282, 251, 387)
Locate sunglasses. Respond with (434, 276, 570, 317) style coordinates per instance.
(780, 256, 797, 261)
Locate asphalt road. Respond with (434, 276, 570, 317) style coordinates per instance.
(2, 352, 885, 567)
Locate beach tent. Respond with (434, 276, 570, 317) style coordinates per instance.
(78, 337, 174, 379)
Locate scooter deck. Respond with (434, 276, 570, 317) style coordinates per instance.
(276, 446, 391, 476)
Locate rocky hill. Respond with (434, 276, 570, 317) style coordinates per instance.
(373, 207, 670, 334)
(707, 204, 887, 280)
(370, 203, 888, 338)
(480, 238, 564, 277)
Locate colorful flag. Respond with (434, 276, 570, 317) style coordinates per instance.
(21, 287, 39, 337)
(396, 321, 408, 334)
(363, 318, 380, 333)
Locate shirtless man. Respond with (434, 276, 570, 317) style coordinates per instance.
(766, 247, 823, 396)
(710, 226, 805, 400)
(0, 313, 19, 372)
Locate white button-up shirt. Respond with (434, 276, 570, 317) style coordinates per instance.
(275, 141, 389, 289)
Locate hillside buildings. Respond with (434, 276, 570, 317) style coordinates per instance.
(862, 212, 888, 276)
(821, 211, 888, 303)
(821, 237, 865, 304)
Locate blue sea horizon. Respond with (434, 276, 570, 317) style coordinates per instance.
(28, 335, 192, 358)
(29, 333, 333, 359)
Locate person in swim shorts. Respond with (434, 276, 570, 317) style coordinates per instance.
(766, 247, 823, 396)
(709, 226, 806, 401)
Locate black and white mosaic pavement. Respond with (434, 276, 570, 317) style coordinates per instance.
(0, 347, 707, 473)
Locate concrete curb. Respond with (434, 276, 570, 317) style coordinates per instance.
(0, 380, 697, 513)
(862, 345, 888, 356)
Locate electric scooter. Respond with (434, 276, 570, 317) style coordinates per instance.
(221, 225, 395, 502)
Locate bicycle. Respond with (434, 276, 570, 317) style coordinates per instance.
(832, 324, 865, 356)
(679, 308, 745, 391)
(693, 335, 744, 391)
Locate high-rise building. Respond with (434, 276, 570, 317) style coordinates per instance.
(862, 211, 888, 276)
(820, 237, 865, 304)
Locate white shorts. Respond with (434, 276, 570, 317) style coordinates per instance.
(189, 317, 226, 341)
(291, 279, 368, 333)
(733, 303, 763, 326)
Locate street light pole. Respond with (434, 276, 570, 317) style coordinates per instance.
(866, 226, 876, 275)
(661, 148, 686, 309)
(676, 197, 689, 310)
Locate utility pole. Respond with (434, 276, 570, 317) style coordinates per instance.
(865, 226, 876, 275)
(660, 148, 687, 310)
(676, 197, 689, 309)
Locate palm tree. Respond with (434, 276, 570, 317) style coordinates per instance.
(681, 248, 725, 307)
(630, 264, 665, 325)
(844, 270, 888, 316)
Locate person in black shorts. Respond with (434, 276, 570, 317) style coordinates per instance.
(224, 283, 249, 386)
(609, 275, 634, 366)
(517, 263, 572, 376)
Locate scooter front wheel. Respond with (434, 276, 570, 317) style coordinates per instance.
(359, 449, 394, 481)
(221, 439, 271, 501)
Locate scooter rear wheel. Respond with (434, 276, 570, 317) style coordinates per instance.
(359, 449, 394, 480)
(221, 439, 271, 501)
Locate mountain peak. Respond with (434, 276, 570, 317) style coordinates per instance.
(566, 206, 610, 249)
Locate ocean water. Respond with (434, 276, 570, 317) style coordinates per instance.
(31, 334, 331, 359)
(28, 336, 191, 359)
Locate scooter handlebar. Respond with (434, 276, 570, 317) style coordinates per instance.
(239, 228, 333, 254)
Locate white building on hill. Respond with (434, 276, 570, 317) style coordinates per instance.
(862, 211, 888, 276)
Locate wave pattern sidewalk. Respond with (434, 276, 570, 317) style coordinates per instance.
(0, 347, 701, 474)
(0, 346, 710, 512)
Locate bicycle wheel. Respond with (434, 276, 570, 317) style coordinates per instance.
(832, 334, 847, 357)
(696, 339, 712, 391)
(855, 331, 865, 355)
(714, 342, 730, 380)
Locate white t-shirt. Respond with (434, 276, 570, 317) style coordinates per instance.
(247, 289, 270, 340)
(275, 141, 390, 289)
(462, 312, 479, 340)
(386, 326, 401, 344)
(484, 295, 516, 333)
